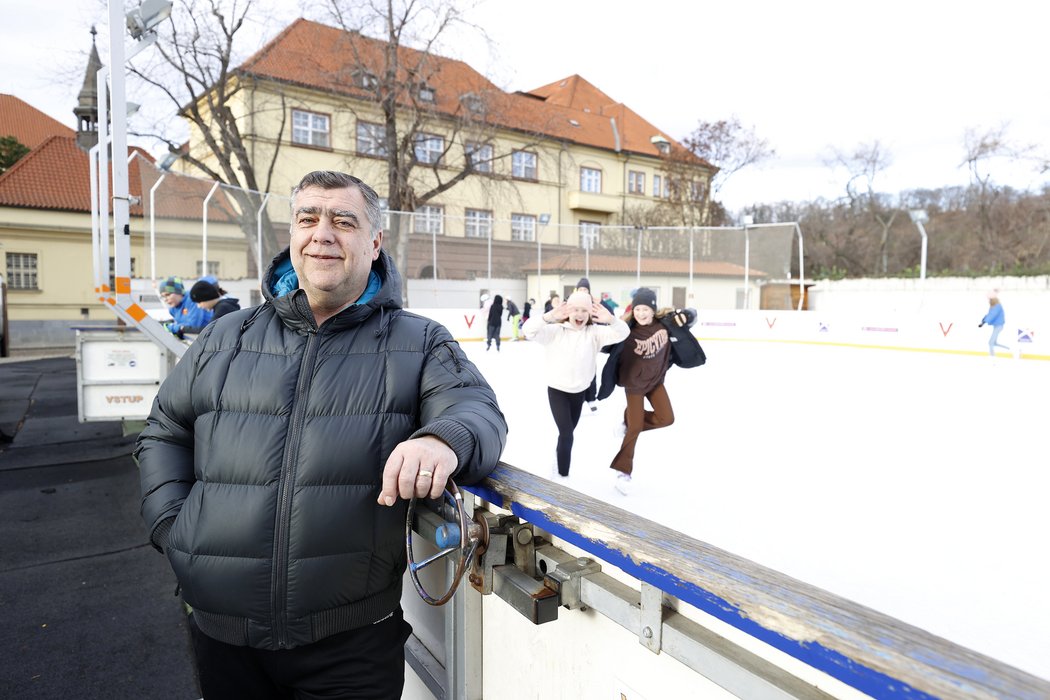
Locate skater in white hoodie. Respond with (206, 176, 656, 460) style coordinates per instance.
(522, 290, 629, 477)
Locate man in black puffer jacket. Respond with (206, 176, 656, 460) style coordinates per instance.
(135, 171, 507, 698)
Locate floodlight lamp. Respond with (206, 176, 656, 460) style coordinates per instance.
(159, 152, 181, 171)
(125, 101, 141, 117)
(909, 209, 929, 224)
(538, 213, 551, 225)
(127, 0, 172, 40)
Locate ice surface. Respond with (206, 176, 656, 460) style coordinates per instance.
(464, 337, 1050, 679)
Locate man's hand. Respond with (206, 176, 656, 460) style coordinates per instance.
(377, 435, 457, 506)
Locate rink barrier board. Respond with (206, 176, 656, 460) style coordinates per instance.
(413, 308, 1048, 360)
(465, 463, 1050, 700)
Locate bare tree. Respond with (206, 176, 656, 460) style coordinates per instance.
(317, 0, 561, 302)
(126, 0, 293, 274)
(678, 116, 773, 225)
(828, 140, 899, 275)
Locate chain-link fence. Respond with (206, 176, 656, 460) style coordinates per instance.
(136, 161, 803, 311)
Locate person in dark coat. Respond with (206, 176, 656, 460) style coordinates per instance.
(179, 279, 241, 334)
(486, 293, 504, 351)
(135, 171, 507, 698)
(598, 287, 705, 495)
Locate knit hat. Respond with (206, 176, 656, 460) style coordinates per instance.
(190, 280, 222, 303)
(567, 290, 593, 309)
(159, 276, 184, 295)
(576, 277, 591, 292)
(632, 287, 657, 310)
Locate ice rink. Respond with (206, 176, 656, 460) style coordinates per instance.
(462, 336, 1050, 680)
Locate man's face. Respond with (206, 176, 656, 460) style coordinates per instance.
(633, 305, 655, 326)
(161, 292, 183, 308)
(290, 185, 382, 307)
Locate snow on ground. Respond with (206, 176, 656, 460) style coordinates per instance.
(463, 337, 1050, 680)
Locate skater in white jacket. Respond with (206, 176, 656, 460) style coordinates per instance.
(522, 290, 629, 477)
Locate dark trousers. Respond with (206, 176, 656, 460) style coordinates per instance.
(548, 387, 585, 475)
(189, 610, 412, 700)
(610, 384, 674, 476)
(486, 322, 501, 350)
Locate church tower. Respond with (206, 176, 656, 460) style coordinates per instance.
(74, 26, 103, 151)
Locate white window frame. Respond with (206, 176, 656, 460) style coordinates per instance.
(465, 209, 493, 239)
(511, 150, 537, 180)
(413, 205, 444, 235)
(580, 166, 602, 193)
(291, 109, 330, 148)
(354, 70, 379, 89)
(579, 221, 600, 250)
(5, 252, 39, 289)
(418, 84, 436, 103)
(510, 214, 537, 242)
(628, 170, 645, 195)
(653, 174, 668, 198)
(196, 260, 220, 277)
(466, 142, 493, 173)
(414, 133, 444, 165)
(691, 180, 706, 201)
(357, 121, 387, 157)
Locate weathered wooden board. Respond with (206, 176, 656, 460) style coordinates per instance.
(466, 463, 1049, 700)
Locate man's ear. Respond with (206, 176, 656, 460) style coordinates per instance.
(371, 230, 383, 260)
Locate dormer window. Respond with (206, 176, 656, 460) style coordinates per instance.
(460, 93, 484, 114)
(418, 84, 436, 103)
(651, 135, 671, 155)
(354, 70, 378, 90)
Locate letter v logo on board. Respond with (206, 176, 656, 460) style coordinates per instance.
(939, 322, 953, 337)
(464, 314, 475, 329)
(765, 317, 777, 329)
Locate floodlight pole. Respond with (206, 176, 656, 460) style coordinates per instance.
(104, 0, 184, 355)
(202, 180, 220, 276)
(915, 221, 928, 284)
(742, 216, 753, 310)
(149, 173, 167, 284)
(537, 214, 550, 305)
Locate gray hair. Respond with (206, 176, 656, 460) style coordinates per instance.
(290, 171, 382, 240)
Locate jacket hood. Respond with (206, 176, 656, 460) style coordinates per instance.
(260, 247, 404, 333)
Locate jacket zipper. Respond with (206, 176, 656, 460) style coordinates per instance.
(441, 341, 482, 384)
(271, 328, 320, 648)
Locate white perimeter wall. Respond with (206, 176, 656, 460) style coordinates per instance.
(416, 274, 1050, 359)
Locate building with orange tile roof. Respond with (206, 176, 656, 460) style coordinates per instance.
(0, 97, 252, 353)
(1, 17, 761, 353)
(168, 17, 725, 306)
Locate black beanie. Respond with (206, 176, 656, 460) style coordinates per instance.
(631, 287, 656, 310)
(190, 280, 221, 303)
(576, 277, 591, 292)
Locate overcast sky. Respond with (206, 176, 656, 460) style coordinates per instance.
(5, 0, 1048, 211)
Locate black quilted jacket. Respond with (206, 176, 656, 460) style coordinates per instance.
(135, 248, 506, 650)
